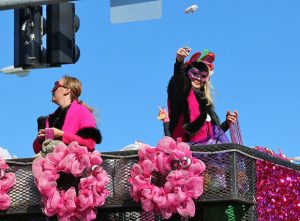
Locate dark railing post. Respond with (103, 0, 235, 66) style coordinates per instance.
(231, 151, 238, 201)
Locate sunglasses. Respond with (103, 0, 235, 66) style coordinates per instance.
(51, 81, 67, 93)
(188, 67, 209, 82)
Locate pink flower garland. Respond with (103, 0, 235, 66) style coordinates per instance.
(32, 141, 110, 221)
(129, 137, 206, 219)
(0, 156, 16, 210)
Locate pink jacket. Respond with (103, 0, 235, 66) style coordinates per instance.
(33, 100, 99, 153)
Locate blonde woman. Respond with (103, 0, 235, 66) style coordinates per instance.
(33, 76, 101, 153)
(161, 47, 237, 144)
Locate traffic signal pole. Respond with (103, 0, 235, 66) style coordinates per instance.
(0, 0, 75, 11)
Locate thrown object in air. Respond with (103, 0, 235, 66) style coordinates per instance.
(184, 4, 198, 14)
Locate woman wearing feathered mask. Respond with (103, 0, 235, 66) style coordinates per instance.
(159, 47, 237, 144)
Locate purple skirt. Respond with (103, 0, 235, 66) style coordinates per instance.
(189, 125, 229, 146)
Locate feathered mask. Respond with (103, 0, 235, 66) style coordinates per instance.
(184, 49, 215, 72)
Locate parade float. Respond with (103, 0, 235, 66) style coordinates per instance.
(1, 1, 299, 220)
(0, 136, 299, 221)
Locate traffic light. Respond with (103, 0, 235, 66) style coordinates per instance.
(14, 6, 44, 69)
(46, 2, 80, 66)
(14, 3, 80, 69)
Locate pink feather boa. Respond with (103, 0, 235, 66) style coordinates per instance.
(32, 142, 109, 221)
(129, 137, 206, 219)
(0, 157, 16, 210)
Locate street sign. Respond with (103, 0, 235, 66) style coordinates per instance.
(110, 0, 162, 24)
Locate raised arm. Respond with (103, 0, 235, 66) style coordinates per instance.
(173, 47, 191, 78)
(168, 47, 192, 100)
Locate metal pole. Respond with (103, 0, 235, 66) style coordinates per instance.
(0, 0, 75, 10)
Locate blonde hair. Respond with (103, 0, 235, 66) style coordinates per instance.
(203, 79, 213, 105)
(61, 75, 95, 112)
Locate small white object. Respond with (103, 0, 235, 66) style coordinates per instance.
(206, 114, 211, 122)
(184, 4, 198, 14)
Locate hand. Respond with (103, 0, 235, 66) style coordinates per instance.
(157, 107, 169, 123)
(176, 47, 192, 62)
(226, 110, 238, 125)
(51, 127, 64, 139)
(37, 129, 45, 140)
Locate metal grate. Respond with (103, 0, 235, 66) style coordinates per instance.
(192, 151, 256, 204)
(96, 211, 163, 221)
(190, 143, 300, 171)
(103, 158, 138, 208)
(1, 162, 41, 214)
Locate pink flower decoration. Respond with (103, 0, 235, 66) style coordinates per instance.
(77, 189, 94, 211)
(44, 190, 61, 216)
(0, 193, 11, 211)
(32, 142, 110, 221)
(0, 156, 16, 211)
(129, 137, 205, 219)
(255, 146, 300, 220)
(0, 157, 9, 170)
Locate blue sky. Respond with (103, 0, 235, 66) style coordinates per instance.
(0, 0, 300, 158)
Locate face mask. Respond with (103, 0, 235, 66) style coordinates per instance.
(188, 67, 209, 83)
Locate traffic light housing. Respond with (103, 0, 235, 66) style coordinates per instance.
(14, 6, 44, 69)
(46, 2, 80, 66)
